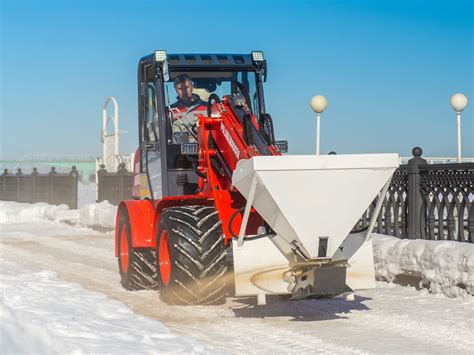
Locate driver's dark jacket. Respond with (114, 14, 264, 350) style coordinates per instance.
(170, 94, 207, 143)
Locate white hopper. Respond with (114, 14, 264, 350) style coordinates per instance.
(231, 154, 399, 298)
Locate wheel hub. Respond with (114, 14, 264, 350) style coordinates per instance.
(120, 226, 129, 273)
(159, 230, 171, 286)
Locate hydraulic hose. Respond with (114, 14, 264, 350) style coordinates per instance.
(228, 207, 275, 241)
(228, 207, 245, 239)
(191, 157, 207, 179)
(207, 94, 221, 117)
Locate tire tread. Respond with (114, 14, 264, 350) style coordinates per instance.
(158, 205, 228, 305)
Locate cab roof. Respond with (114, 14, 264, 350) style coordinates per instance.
(139, 52, 262, 71)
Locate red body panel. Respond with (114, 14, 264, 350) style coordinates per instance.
(115, 199, 154, 257)
(199, 116, 262, 243)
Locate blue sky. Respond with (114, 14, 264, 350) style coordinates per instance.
(1, 0, 472, 160)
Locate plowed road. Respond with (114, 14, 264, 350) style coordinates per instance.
(1, 232, 473, 354)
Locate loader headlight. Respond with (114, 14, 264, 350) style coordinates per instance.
(251, 51, 264, 62)
(154, 50, 167, 63)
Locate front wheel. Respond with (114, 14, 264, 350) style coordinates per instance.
(118, 210, 159, 290)
(156, 205, 228, 305)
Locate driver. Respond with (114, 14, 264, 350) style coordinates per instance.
(170, 74, 207, 143)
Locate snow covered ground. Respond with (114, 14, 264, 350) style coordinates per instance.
(1, 201, 474, 354)
(1, 259, 206, 354)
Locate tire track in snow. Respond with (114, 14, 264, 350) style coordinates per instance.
(339, 288, 474, 352)
(2, 238, 117, 274)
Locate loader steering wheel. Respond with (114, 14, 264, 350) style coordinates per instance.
(207, 94, 221, 117)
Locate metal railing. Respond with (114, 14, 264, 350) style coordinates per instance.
(0, 166, 79, 209)
(355, 147, 473, 243)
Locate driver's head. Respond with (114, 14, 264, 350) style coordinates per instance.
(174, 74, 194, 105)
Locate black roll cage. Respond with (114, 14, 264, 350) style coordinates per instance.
(137, 53, 268, 197)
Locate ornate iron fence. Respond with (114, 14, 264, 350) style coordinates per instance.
(0, 166, 79, 209)
(419, 164, 473, 242)
(355, 148, 473, 243)
(97, 163, 133, 205)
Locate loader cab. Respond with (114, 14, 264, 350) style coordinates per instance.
(136, 51, 268, 199)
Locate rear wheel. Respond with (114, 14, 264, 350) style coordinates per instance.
(118, 210, 159, 290)
(156, 205, 228, 305)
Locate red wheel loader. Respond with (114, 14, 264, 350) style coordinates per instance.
(115, 51, 399, 305)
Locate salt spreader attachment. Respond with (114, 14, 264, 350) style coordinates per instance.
(114, 50, 399, 305)
(231, 154, 398, 302)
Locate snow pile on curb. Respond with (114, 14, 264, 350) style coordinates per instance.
(0, 201, 72, 224)
(0, 201, 117, 232)
(0, 259, 206, 354)
(79, 200, 117, 229)
(373, 234, 474, 297)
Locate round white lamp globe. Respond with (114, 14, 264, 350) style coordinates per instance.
(310, 95, 328, 113)
(450, 93, 468, 112)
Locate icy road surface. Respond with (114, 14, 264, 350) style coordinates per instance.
(1, 203, 473, 354)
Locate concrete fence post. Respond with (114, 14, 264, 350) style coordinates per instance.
(32, 167, 39, 203)
(49, 167, 57, 205)
(70, 166, 79, 209)
(2, 169, 8, 200)
(117, 163, 127, 202)
(97, 164, 107, 203)
(16, 168, 23, 202)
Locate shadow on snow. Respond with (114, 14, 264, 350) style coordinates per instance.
(230, 294, 371, 322)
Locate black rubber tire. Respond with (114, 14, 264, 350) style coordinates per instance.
(118, 210, 159, 291)
(156, 205, 228, 305)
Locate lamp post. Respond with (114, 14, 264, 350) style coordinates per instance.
(450, 93, 469, 163)
(310, 95, 328, 155)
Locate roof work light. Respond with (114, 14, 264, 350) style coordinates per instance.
(154, 50, 167, 63)
(251, 51, 264, 62)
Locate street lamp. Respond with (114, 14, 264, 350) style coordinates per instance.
(310, 95, 328, 155)
(450, 93, 469, 163)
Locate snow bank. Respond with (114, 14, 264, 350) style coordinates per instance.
(373, 234, 474, 297)
(0, 201, 88, 239)
(0, 201, 72, 224)
(0, 201, 117, 232)
(0, 259, 206, 354)
(79, 200, 117, 229)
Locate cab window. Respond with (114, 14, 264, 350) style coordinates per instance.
(144, 82, 160, 149)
